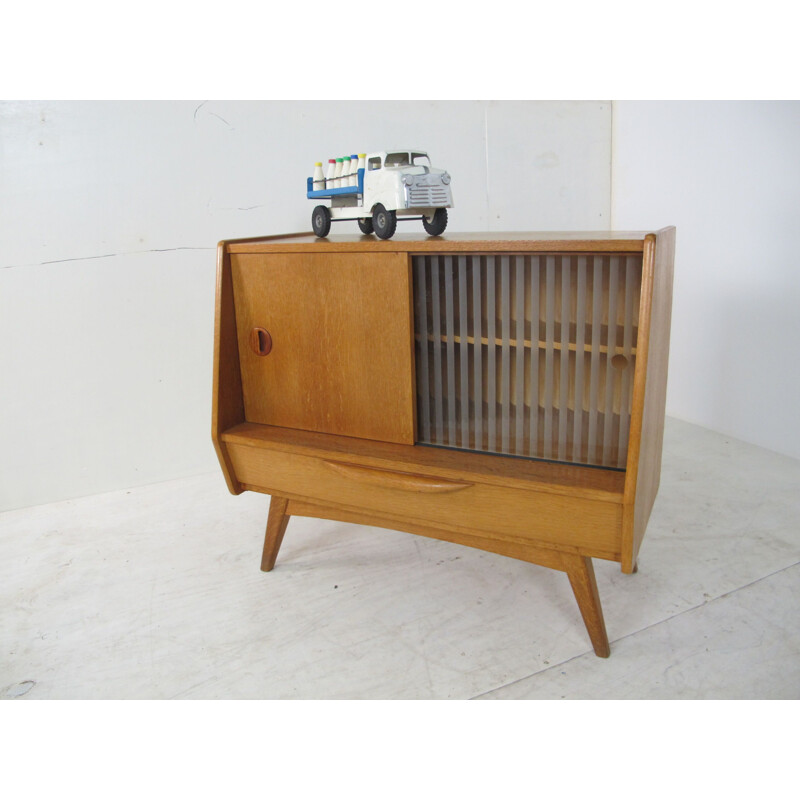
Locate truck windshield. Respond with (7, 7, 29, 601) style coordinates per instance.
(411, 153, 431, 167)
(385, 152, 410, 167)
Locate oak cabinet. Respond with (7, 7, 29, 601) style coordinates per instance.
(213, 230, 676, 657)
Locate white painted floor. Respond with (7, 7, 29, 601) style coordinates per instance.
(2, 417, 799, 700)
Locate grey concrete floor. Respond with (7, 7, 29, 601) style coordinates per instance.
(2, 417, 799, 699)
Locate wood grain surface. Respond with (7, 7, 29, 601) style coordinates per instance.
(622, 227, 676, 572)
(225, 441, 623, 555)
(231, 251, 416, 445)
(212, 242, 246, 494)
(226, 231, 649, 254)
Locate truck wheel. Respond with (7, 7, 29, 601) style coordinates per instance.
(312, 205, 331, 237)
(357, 218, 374, 234)
(372, 204, 397, 240)
(422, 208, 448, 236)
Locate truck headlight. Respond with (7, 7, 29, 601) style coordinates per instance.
(441, 173, 451, 185)
(402, 175, 414, 186)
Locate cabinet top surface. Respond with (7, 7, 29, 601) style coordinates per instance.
(223, 230, 665, 254)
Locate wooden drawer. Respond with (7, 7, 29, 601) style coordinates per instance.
(225, 441, 622, 556)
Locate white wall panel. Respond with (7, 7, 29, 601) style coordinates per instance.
(0, 100, 611, 511)
(0, 251, 216, 511)
(611, 101, 800, 460)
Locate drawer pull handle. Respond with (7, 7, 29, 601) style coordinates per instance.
(323, 461, 472, 494)
(249, 327, 272, 356)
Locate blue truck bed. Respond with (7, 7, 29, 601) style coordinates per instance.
(307, 168, 365, 199)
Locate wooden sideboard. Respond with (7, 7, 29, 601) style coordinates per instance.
(213, 230, 675, 657)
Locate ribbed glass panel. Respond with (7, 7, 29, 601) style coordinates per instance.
(444, 256, 456, 446)
(472, 256, 483, 450)
(412, 252, 642, 469)
(430, 256, 443, 441)
(543, 255, 555, 458)
(458, 256, 469, 449)
(572, 256, 587, 462)
(486, 257, 496, 452)
(617, 255, 637, 467)
(558, 256, 571, 461)
(500, 256, 511, 453)
(602, 256, 619, 465)
(587, 256, 603, 463)
(514, 256, 525, 455)
(528, 256, 540, 456)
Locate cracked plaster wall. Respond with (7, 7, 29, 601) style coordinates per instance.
(0, 100, 611, 510)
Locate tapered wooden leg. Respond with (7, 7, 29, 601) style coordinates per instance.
(562, 554, 610, 658)
(261, 496, 291, 572)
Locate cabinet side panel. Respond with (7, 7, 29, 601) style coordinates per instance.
(623, 228, 675, 570)
(212, 242, 246, 494)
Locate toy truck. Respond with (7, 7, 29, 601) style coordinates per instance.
(307, 150, 453, 239)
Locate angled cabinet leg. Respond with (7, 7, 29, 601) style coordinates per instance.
(562, 554, 610, 658)
(261, 496, 291, 572)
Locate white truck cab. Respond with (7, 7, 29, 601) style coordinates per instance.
(307, 149, 453, 239)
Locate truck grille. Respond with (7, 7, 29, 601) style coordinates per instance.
(409, 185, 450, 206)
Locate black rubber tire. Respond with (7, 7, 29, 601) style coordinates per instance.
(422, 208, 448, 236)
(357, 217, 374, 235)
(372, 204, 397, 240)
(312, 205, 331, 237)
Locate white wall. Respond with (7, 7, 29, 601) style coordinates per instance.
(611, 101, 800, 460)
(0, 100, 611, 511)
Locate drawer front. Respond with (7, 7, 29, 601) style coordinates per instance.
(226, 443, 622, 554)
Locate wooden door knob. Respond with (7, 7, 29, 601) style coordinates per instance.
(249, 327, 272, 356)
